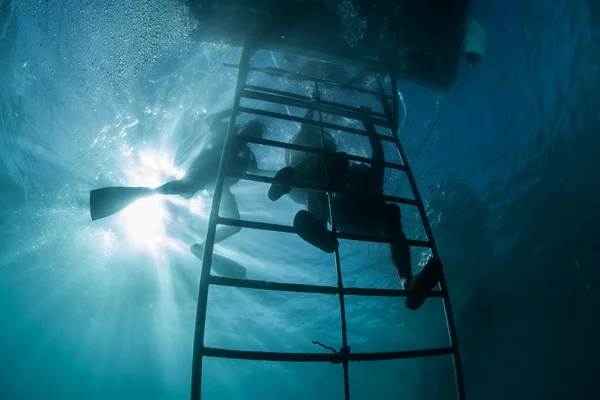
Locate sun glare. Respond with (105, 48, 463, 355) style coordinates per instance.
(115, 149, 184, 247)
(121, 196, 169, 245)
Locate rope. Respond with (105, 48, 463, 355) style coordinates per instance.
(312, 341, 338, 354)
(312, 341, 351, 364)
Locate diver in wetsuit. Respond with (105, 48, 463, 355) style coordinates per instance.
(90, 108, 267, 247)
(267, 104, 346, 241)
(268, 105, 442, 310)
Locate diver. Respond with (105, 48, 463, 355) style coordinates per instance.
(89, 108, 268, 248)
(267, 93, 350, 252)
(268, 105, 442, 310)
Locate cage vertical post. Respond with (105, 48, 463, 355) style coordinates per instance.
(314, 81, 350, 400)
(190, 41, 254, 400)
(377, 74, 466, 400)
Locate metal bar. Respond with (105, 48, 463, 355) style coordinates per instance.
(239, 105, 393, 139)
(217, 216, 431, 247)
(338, 231, 430, 247)
(218, 217, 295, 234)
(241, 89, 391, 128)
(224, 62, 392, 99)
(391, 76, 400, 133)
(313, 81, 350, 400)
(225, 171, 416, 204)
(244, 84, 388, 120)
(383, 74, 466, 400)
(201, 345, 455, 363)
(190, 42, 254, 400)
(209, 275, 445, 298)
(235, 135, 406, 171)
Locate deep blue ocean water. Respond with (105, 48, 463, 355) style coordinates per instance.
(1, 0, 598, 399)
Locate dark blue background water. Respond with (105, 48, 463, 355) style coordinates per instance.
(1, 0, 598, 399)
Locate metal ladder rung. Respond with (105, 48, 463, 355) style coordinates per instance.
(239, 106, 389, 138)
(235, 135, 406, 171)
(244, 84, 389, 120)
(241, 89, 391, 128)
(202, 345, 455, 363)
(225, 172, 417, 205)
(217, 217, 431, 247)
(210, 275, 445, 298)
(339, 231, 430, 247)
(224, 62, 393, 99)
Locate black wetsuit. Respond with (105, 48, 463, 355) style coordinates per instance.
(156, 116, 257, 197)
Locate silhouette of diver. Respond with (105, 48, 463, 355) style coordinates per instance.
(90, 108, 268, 247)
(267, 104, 442, 310)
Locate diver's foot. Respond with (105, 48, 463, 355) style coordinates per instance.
(405, 258, 443, 311)
(293, 210, 338, 253)
(269, 166, 295, 201)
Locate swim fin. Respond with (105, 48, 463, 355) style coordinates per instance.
(89, 186, 154, 221)
(190, 243, 247, 279)
(268, 166, 295, 201)
(405, 258, 443, 311)
(293, 210, 338, 253)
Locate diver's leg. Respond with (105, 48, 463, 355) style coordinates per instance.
(363, 122, 385, 194)
(154, 179, 199, 198)
(384, 202, 442, 311)
(404, 257, 443, 311)
(213, 186, 242, 245)
(192, 186, 242, 256)
(306, 191, 330, 227)
(303, 105, 349, 185)
(384, 203, 413, 286)
(303, 108, 316, 125)
(367, 121, 411, 282)
(158, 151, 216, 198)
(268, 108, 317, 201)
(293, 191, 338, 253)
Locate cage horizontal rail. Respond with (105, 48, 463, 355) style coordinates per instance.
(244, 84, 389, 120)
(209, 275, 445, 298)
(201, 345, 455, 363)
(239, 105, 390, 138)
(224, 63, 393, 99)
(216, 217, 431, 247)
(235, 135, 406, 171)
(242, 89, 391, 128)
(224, 172, 417, 205)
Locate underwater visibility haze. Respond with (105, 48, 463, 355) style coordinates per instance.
(1, 0, 599, 399)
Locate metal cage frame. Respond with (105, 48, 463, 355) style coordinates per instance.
(189, 41, 466, 400)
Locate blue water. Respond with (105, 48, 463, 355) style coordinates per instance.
(1, 0, 598, 399)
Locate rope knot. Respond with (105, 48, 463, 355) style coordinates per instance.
(312, 341, 351, 364)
